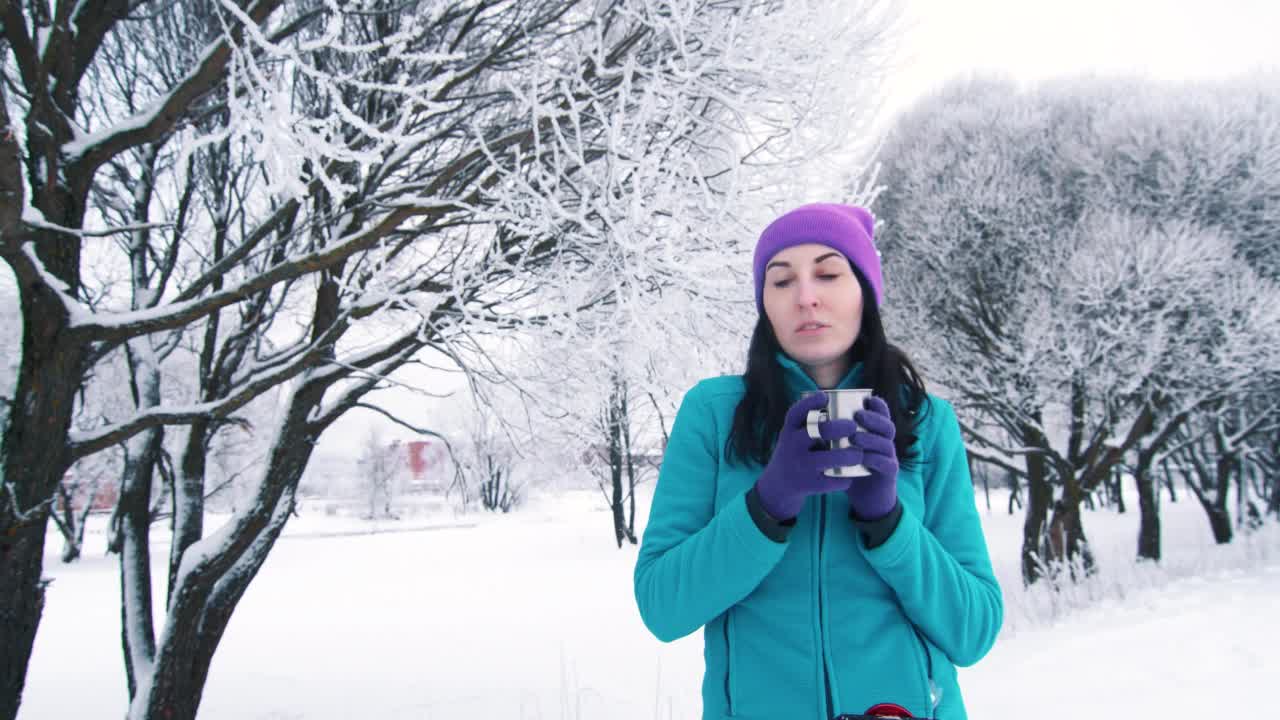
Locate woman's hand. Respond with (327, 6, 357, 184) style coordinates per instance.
(847, 395, 899, 521)
(754, 392, 863, 521)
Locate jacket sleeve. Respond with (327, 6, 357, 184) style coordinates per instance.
(633, 382, 790, 642)
(860, 397, 1004, 667)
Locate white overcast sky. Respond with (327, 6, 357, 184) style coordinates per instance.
(886, 0, 1280, 117)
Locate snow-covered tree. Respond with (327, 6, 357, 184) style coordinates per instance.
(1160, 387, 1280, 545)
(530, 288, 746, 546)
(875, 74, 1280, 583)
(462, 413, 523, 514)
(1, 1, 902, 716)
(50, 443, 121, 563)
(357, 428, 404, 519)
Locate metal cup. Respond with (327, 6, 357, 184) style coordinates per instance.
(804, 389, 872, 477)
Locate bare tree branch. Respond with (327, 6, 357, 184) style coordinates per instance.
(69, 0, 287, 176)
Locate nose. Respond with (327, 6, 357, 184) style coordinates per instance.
(794, 278, 820, 308)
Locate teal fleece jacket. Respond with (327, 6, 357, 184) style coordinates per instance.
(634, 355, 1003, 720)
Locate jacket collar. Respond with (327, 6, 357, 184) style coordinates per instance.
(775, 352, 866, 399)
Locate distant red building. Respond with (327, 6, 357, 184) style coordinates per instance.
(55, 470, 118, 514)
(403, 439, 448, 491)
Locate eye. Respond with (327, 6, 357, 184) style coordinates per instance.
(818, 273, 839, 281)
(772, 279, 793, 288)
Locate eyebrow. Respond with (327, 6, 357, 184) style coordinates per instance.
(765, 252, 843, 272)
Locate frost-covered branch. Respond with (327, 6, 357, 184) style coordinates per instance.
(956, 419, 1056, 463)
(67, 311, 350, 459)
(67, 0, 287, 173)
(963, 447, 1027, 479)
(20, 212, 172, 239)
(69, 202, 450, 341)
(307, 343, 422, 432)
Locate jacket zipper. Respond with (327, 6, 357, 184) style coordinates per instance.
(818, 495, 833, 718)
(724, 611, 734, 715)
(910, 624, 939, 719)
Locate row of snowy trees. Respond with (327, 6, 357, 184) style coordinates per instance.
(875, 74, 1280, 584)
(0, 1, 899, 718)
(351, 71, 1280, 579)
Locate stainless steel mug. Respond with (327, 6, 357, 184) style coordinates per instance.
(803, 389, 872, 477)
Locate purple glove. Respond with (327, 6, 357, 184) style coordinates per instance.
(755, 392, 864, 522)
(847, 395, 899, 521)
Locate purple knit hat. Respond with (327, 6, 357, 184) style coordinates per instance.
(752, 203, 883, 312)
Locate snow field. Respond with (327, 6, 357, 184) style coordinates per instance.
(20, 483, 1280, 719)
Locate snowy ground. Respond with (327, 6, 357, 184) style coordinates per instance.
(19, 483, 1280, 719)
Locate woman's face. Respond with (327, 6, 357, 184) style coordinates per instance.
(762, 243, 863, 373)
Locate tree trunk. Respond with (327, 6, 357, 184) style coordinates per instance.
(974, 458, 991, 512)
(624, 440, 637, 545)
(117, 425, 164, 697)
(605, 374, 632, 547)
(1209, 454, 1235, 545)
(130, 486, 297, 720)
(609, 420, 626, 548)
(1019, 417, 1053, 585)
(1205, 505, 1233, 544)
(627, 461, 637, 543)
(52, 479, 95, 564)
(60, 537, 81, 564)
(114, 331, 174, 695)
(621, 387, 637, 545)
(1268, 469, 1280, 518)
(1180, 454, 1235, 546)
(170, 420, 209, 607)
(1006, 471, 1022, 515)
(1134, 453, 1160, 562)
(125, 383, 320, 720)
(0, 524, 48, 720)
(1236, 469, 1249, 533)
(1059, 472, 1096, 577)
(0, 293, 82, 720)
(1, 8, 122, 713)
(1058, 373, 1100, 569)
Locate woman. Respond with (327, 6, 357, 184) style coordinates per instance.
(634, 203, 1002, 720)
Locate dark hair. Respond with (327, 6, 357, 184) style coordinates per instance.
(727, 267, 929, 468)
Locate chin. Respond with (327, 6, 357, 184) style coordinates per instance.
(786, 345, 847, 367)
(777, 328, 857, 366)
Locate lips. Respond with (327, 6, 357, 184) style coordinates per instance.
(795, 322, 829, 334)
